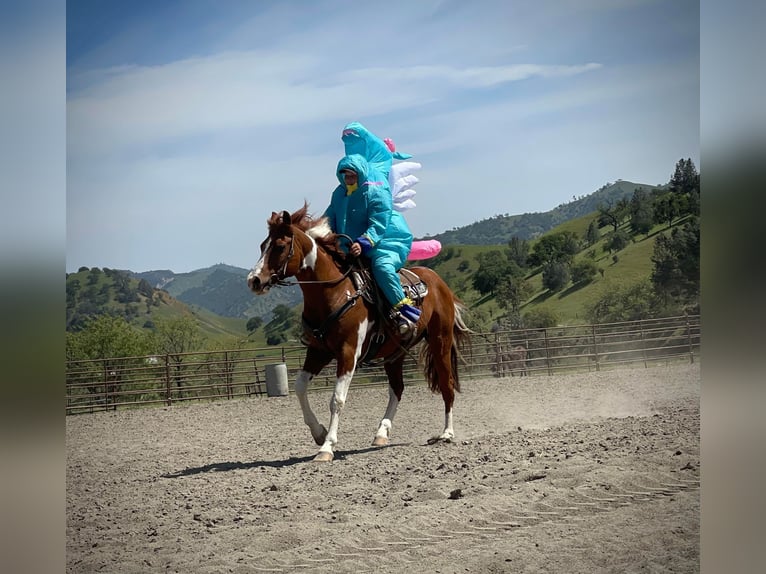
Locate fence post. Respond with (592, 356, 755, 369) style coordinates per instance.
(685, 314, 694, 364)
(225, 351, 232, 399)
(494, 332, 501, 377)
(639, 319, 648, 368)
(252, 359, 262, 396)
(103, 361, 110, 411)
(591, 325, 601, 372)
(543, 328, 553, 376)
(164, 354, 172, 406)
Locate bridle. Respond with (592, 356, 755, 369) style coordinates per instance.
(268, 229, 355, 287)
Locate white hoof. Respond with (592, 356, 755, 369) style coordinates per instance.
(313, 451, 334, 463)
(372, 436, 389, 447)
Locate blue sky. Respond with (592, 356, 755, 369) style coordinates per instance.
(65, 0, 699, 273)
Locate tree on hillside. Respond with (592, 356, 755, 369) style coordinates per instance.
(87, 267, 102, 285)
(651, 217, 700, 305)
(495, 272, 532, 314)
(571, 259, 598, 284)
(264, 304, 297, 345)
(669, 158, 700, 196)
(152, 316, 205, 397)
(66, 314, 152, 362)
(585, 280, 663, 324)
(153, 316, 204, 357)
(585, 220, 600, 246)
(66, 279, 81, 308)
(472, 250, 514, 295)
(137, 278, 154, 298)
(542, 261, 570, 292)
(250, 314, 268, 334)
(597, 199, 629, 233)
(507, 237, 530, 268)
(629, 187, 654, 235)
(522, 307, 559, 329)
(603, 229, 631, 254)
(653, 192, 686, 229)
(528, 231, 580, 268)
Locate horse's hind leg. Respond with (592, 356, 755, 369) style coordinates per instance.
(427, 330, 458, 443)
(373, 358, 405, 447)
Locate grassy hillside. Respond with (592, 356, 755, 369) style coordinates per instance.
(66, 267, 248, 345)
(413, 213, 681, 329)
(431, 180, 661, 245)
(133, 264, 302, 321)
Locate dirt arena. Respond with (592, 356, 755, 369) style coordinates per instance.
(66, 362, 700, 573)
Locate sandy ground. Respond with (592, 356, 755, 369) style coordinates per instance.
(67, 362, 700, 573)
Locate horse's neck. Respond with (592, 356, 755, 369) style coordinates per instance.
(295, 233, 350, 301)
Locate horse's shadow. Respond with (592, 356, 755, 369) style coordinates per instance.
(161, 442, 410, 478)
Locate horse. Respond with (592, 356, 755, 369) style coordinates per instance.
(247, 204, 470, 462)
(502, 345, 528, 377)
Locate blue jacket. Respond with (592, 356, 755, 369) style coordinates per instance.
(323, 153, 413, 263)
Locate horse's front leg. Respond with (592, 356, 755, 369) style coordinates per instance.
(373, 358, 405, 447)
(295, 370, 327, 446)
(295, 349, 333, 446)
(314, 321, 368, 462)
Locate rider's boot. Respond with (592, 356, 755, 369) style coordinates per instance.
(392, 297, 421, 338)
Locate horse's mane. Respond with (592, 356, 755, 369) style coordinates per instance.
(268, 203, 343, 256)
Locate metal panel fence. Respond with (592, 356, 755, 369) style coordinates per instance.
(65, 314, 699, 415)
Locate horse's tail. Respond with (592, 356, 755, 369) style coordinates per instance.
(450, 301, 472, 393)
(421, 300, 472, 394)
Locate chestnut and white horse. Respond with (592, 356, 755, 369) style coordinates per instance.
(247, 205, 470, 462)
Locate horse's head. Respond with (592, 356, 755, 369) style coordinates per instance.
(247, 210, 297, 294)
(247, 205, 336, 294)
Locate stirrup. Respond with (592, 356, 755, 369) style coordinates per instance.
(395, 313, 416, 337)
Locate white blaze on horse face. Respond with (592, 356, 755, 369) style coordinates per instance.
(247, 238, 270, 290)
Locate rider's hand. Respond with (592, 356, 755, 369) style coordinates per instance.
(349, 242, 362, 256)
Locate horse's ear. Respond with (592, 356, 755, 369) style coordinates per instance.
(282, 210, 291, 225)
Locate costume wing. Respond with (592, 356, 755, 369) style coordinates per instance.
(389, 161, 422, 212)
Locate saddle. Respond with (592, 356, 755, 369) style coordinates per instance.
(300, 258, 428, 364)
(352, 262, 428, 363)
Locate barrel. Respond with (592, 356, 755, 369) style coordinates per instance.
(264, 363, 289, 397)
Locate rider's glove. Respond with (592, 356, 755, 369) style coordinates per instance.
(356, 236, 373, 255)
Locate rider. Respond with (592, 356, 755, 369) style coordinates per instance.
(323, 151, 421, 335)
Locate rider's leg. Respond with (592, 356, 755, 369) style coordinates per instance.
(369, 251, 421, 334)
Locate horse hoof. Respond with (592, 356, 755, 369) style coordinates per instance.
(372, 436, 388, 447)
(313, 451, 334, 463)
(427, 436, 454, 445)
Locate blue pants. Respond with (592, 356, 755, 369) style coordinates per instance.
(369, 249, 406, 308)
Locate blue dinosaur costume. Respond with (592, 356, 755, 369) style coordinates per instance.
(323, 122, 420, 327)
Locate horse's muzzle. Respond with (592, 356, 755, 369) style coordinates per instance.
(247, 272, 270, 294)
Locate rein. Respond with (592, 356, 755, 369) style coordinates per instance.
(271, 232, 355, 288)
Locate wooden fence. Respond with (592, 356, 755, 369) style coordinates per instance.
(65, 314, 700, 414)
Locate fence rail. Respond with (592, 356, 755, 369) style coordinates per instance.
(66, 314, 700, 415)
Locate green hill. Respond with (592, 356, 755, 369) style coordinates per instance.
(412, 212, 692, 329)
(65, 267, 248, 344)
(132, 264, 303, 321)
(430, 180, 662, 245)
